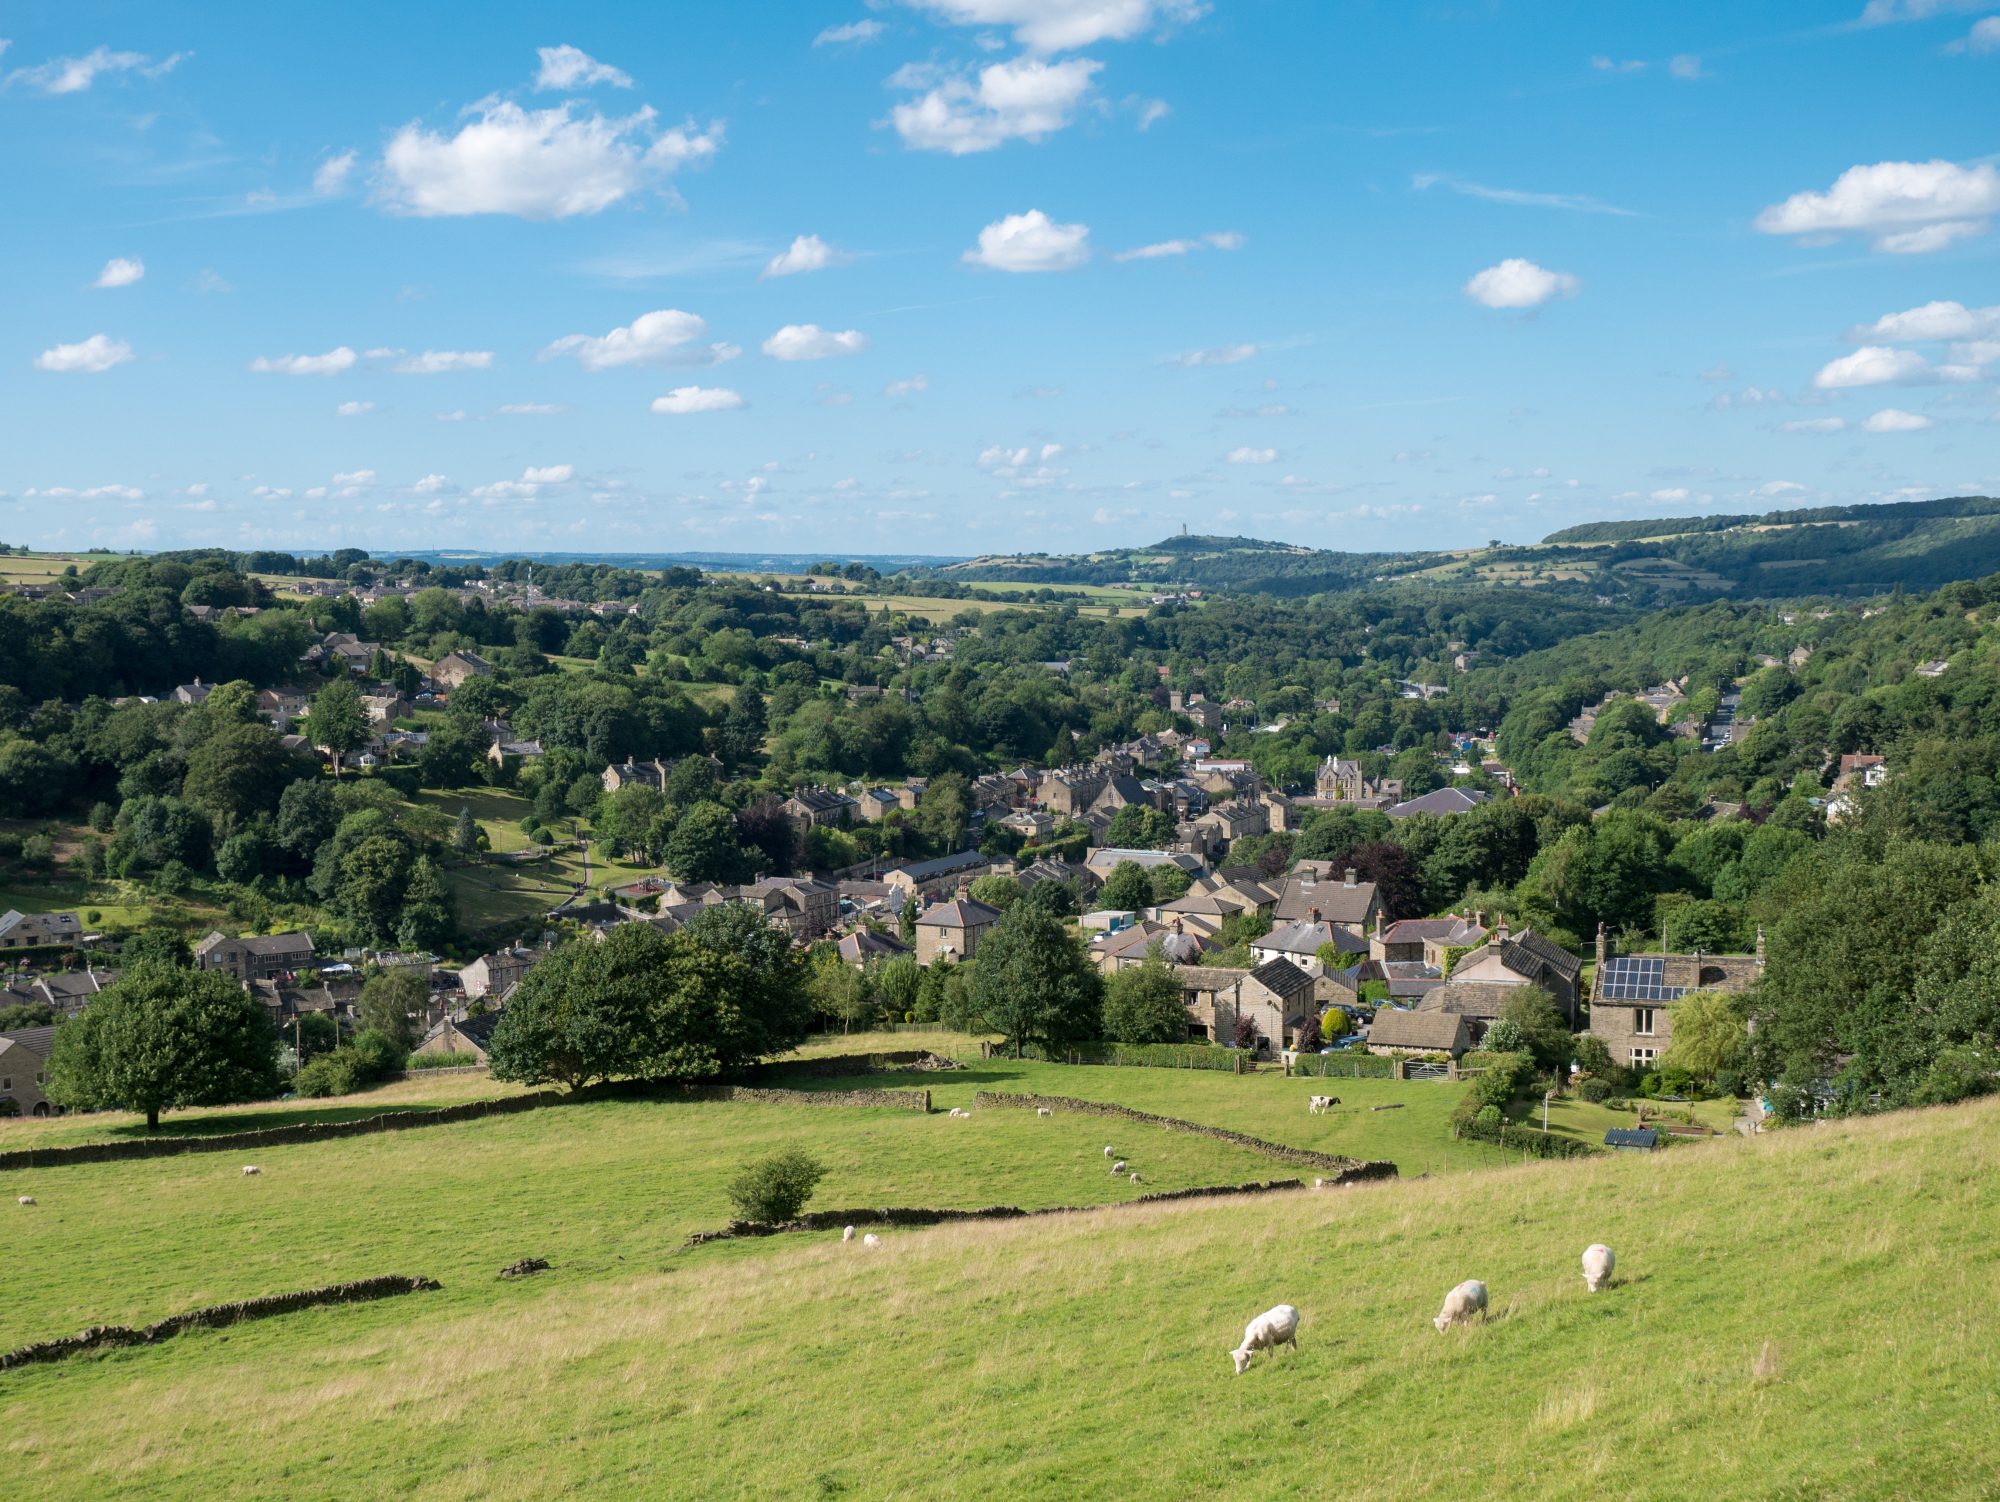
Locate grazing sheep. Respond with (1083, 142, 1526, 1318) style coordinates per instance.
(1230, 1303, 1300, 1374)
(1104, 1145, 1115, 1156)
(1127, 1171, 1142, 1185)
(1313, 1177, 1326, 1189)
(1432, 1279, 1489, 1332)
(1111, 1160, 1127, 1175)
(242, 1165, 262, 1176)
(1036, 1107, 1052, 1117)
(17, 1196, 36, 1206)
(1582, 1244, 1615, 1293)
(842, 1226, 856, 1243)
(862, 1233, 882, 1248)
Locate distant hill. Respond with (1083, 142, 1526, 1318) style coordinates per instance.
(929, 496, 2000, 602)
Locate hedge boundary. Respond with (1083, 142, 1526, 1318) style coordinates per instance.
(0, 1275, 440, 1372)
(972, 1091, 1399, 1181)
(0, 1080, 931, 1173)
(684, 1178, 1308, 1246)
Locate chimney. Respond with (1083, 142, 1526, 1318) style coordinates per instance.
(1595, 921, 1609, 972)
(1493, 912, 1510, 943)
(1343, 868, 1357, 888)
(1755, 925, 1766, 968)
(1472, 909, 1484, 930)
(1310, 907, 1322, 924)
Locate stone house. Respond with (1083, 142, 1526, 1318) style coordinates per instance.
(1588, 924, 1766, 1070)
(836, 929, 912, 967)
(854, 787, 904, 822)
(0, 966, 117, 1019)
(782, 786, 860, 831)
(1441, 921, 1583, 1017)
(431, 650, 494, 689)
(460, 945, 541, 1001)
(740, 876, 840, 941)
(1370, 913, 1487, 967)
(1366, 1009, 1472, 1059)
(192, 930, 316, 983)
(1272, 865, 1380, 938)
(1251, 918, 1363, 978)
(0, 1027, 58, 1116)
(412, 1010, 502, 1063)
(1176, 958, 1314, 1052)
(0, 909, 84, 953)
(913, 898, 1001, 965)
(883, 850, 997, 902)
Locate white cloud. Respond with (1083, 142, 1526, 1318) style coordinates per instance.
(899, 0, 1206, 52)
(890, 55, 1100, 153)
(522, 464, 573, 483)
(1135, 97, 1170, 129)
(1753, 159, 2000, 252)
(93, 256, 144, 288)
(6, 46, 187, 95)
(1227, 446, 1277, 464)
(1462, 257, 1580, 309)
(35, 334, 134, 373)
(1779, 417, 1848, 433)
(884, 374, 931, 396)
(1668, 53, 1708, 79)
(1651, 487, 1691, 503)
(413, 473, 453, 494)
(499, 402, 564, 414)
(762, 324, 868, 360)
(814, 19, 887, 44)
(336, 400, 375, 416)
(1859, 0, 1993, 23)
(535, 44, 633, 91)
(395, 349, 495, 374)
(1851, 299, 2000, 342)
(1113, 230, 1243, 261)
(1813, 345, 1931, 388)
(1951, 16, 2000, 51)
(1590, 55, 1646, 72)
(1167, 342, 1258, 368)
(761, 233, 840, 279)
(313, 149, 358, 195)
(378, 100, 721, 219)
(1862, 407, 1934, 431)
(540, 309, 738, 370)
(1412, 173, 1635, 217)
(963, 209, 1090, 271)
(193, 268, 232, 294)
(1755, 480, 1807, 498)
(250, 346, 357, 376)
(332, 468, 378, 487)
(651, 385, 745, 413)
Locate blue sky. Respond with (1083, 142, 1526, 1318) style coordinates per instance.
(5, 0, 1998, 558)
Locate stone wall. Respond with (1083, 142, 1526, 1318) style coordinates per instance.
(0, 1274, 440, 1371)
(670, 1084, 930, 1112)
(753, 1051, 962, 1081)
(683, 1178, 1307, 1246)
(972, 1090, 1398, 1182)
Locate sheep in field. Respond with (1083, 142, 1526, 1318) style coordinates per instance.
(1036, 1107, 1052, 1117)
(1230, 1304, 1300, 1374)
(1582, 1244, 1615, 1292)
(1111, 1160, 1127, 1175)
(1313, 1177, 1326, 1189)
(242, 1165, 262, 1176)
(842, 1226, 856, 1243)
(1433, 1280, 1488, 1332)
(17, 1196, 35, 1206)
(862, 1233, 882, 1248)
(1104, 1145, 1115, 1157)
(1128, 1172, 1142, 1185)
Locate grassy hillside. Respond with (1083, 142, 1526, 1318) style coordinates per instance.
(3, 1068, 1993, 1499)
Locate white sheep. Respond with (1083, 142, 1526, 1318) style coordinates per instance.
(1128, 1171, 1142, 1185)
(1230, 1303, 1300, 1374)
(1313, 1177, 1326, 1189)
(17, 1195, 36, 1206)
(862, 1233, 882, 1248)
(1111, 1160, 1127, 1175)
(1582, 1243, 1615, 1293)
(1433, 1279, 1489, 1332)
(842, 1226, 856, 1243)
(1104, 1145, 1115, 1157)
(1036, 1107, 1052, 1117)
(242, 1165, 262, 1177)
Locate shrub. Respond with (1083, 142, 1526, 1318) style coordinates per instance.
(1293, 1013, 1322, 1052)
(1231, 1014, 1259, 1050)
(1577, 1077, 1612, 1103)
(1465, 1051, 1532, 1110)
(1483, 1018, 1526, 1054)
(293, 1052, 360, 1098)
(1475, 1104, 1502, 1129)
(727, 1147, 827, 1224)
(1713, 1069, 1743, 1099)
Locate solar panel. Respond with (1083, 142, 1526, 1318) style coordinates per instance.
(1596, 956, 1688, 1002)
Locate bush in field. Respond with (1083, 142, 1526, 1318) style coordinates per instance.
(727, 1147, 826, 1224)
(1483, 1018, 1526, 1054)
(1578, 1076, 1612, 1103)
(291, 1028, 404, 1098)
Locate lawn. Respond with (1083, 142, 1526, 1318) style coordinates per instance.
(3, 1086, 1994, 1499)
(450, 842, 658, 929)
(406, 787, 539, 853)
(0, 876, 223, 933)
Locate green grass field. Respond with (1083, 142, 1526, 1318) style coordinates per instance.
(3, 1066, 1993, 1500)
(406, 788, 540, 853)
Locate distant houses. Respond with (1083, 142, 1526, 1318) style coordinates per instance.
(913, 898, 1000, 965)
(193, 931, 316, 983)
(0, 910, 84, 953)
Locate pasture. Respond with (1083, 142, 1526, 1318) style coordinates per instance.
(1, 1053, 1993, 1500)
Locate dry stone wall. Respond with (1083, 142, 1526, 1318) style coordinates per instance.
(972, 1090, 1399, 1181)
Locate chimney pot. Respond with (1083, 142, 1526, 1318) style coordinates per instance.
(1344, 868, 1357, 887)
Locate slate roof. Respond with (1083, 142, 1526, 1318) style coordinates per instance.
(1366, 1009, 1470, 1052)
(837, 930, 912, 963)
(889, 850, 989, 882)
(1386, 787, 1493, 819)
(914, 899, 1001, 929)
(1247, 957, 1314, 996)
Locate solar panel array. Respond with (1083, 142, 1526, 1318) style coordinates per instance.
(1596, 956, 1689, 1003)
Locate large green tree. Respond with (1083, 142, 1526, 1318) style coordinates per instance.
(662, 801, 752, 884)
(48, 964, 282, 1130)
(969, 903, 1102, 1057)
(309, 677, 369, 775)
(1101, 948, 1190, 1044)
(358, 966, 431, 1053)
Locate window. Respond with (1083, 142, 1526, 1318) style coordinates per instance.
(1634, 1008, 1656, 1037)
(1, 1077, 9, 1091)
(1630, 1047, 1656, 1067)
